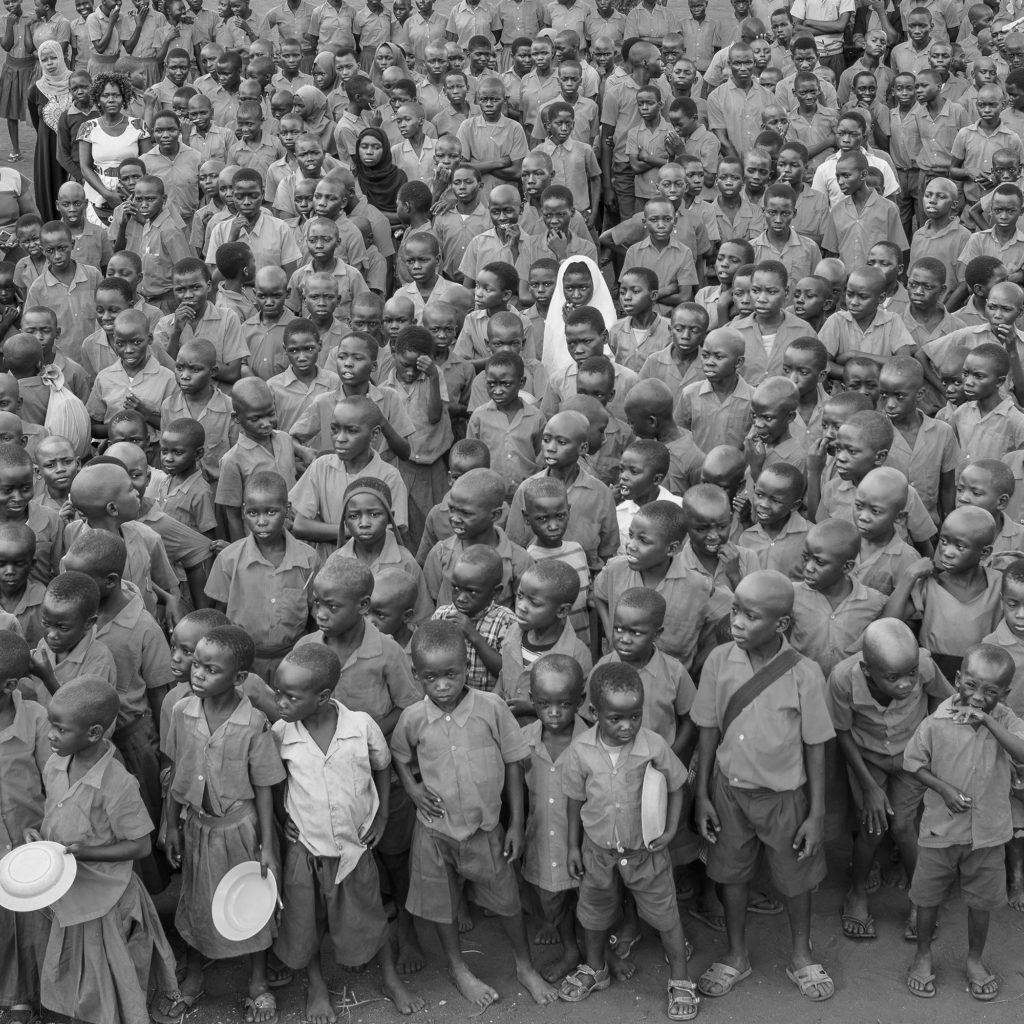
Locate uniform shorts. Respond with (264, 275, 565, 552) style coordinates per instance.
(535, 885, 575, 927)
(847, 750, 926, 838)
(274, 843, 389, 969)
(576, 835, 680, 933)
(406, 822, 520, 924)
(909, 844, 1006, 912)
(705, 772, 827, 897)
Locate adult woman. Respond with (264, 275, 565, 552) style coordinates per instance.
(77, 71, 151, 223)
(353, 126, 406, 225)
(293, 84, 334, 151)
(26, 38, 71, 220)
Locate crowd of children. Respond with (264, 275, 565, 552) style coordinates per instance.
(5, 0, 1024, 1022)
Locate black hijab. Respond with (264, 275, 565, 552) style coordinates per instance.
(354, 126, 407, 213)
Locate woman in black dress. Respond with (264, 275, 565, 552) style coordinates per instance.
(27, 38, 71, 221)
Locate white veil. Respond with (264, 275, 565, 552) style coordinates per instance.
(541, 255, 619, 379)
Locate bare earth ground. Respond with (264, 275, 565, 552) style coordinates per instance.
(14, 3, 1024, 1022)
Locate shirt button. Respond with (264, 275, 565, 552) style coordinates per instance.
(620, 858, 628, 867)
(738, 734, 744, 741)
(552, 861, 558, 867)
(549, 830, 555, 836)
(549, 797, 555, 804)
(550, 766, 556, 773)
(451, 746, 456, 751)
(445, 715, 451, 721)
(198, 775, 203, 780)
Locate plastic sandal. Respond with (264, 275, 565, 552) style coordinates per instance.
(667, 980, 700, 1021)
(557, 963, 611, 1002)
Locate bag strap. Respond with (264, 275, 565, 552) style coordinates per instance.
(720, 647, 802, 739)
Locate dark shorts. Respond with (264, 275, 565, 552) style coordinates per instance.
(909, 844, 1006, 912)
(535, 885, 575, 927)
(376, 774, 416, 857)
(274, 843, 389, 969)
(705, 772, 827, 897)
(576, 835, 681, 933)
(847, 751, 926, 839)
(406, 822, 520, 924)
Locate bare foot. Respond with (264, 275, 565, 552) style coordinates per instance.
(305, 975, 337, 1024)
(397, 922, 426, 974)
(607, 949, 637, 982)
(449, 964, 499, 1009)
(1009, 883, 1024, 912)
(533, 922, 560, 945)
(382, 972, 425, 1015)
(541, 949, 581, 984)
(516, 963, 559, 1004)
(457, 906, 474, 933)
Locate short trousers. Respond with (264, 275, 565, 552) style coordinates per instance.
(847, 751, 926, 838)
(576, 835, 681, 933)
(909, 843, 1006, 912)
(274, 843, 388, 968)
(406, 822, 520, 924)
(705, 772, 827, 897)
(535, 885, 575, 927)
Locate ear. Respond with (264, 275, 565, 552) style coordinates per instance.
(401, 605, 416, 625)
(895, 507, 909, 527)
(652, 471, 665, 486)
(873, 448, 888, 466)
(357, 593, 372, 615)
(104, 570, 121, 590)
(651, 287, 659, 302)
(556, 601, 571, 621)
(842, 557, 856, 575)
(104, 499, 121, 518)
(666, 537, 683, 557)
(980, 543, 994, 562)
(369, 423, 382, 443)
(195, 445, 206, 462)
(735, 353, 745, 369)
(816, 368, 827, 385)
(83, 612, 98, 631)
(785, 408, 796, 423)
(997, 492, 1011, 512)
(775, 613, 792, 635)
(0, 676, 18, 695)
(86, 722, 105, 743)
(578, 438, 590, 455)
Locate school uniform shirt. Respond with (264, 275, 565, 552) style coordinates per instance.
(25, 262, 103, 366)
(851, 532, 920, 596)
(992, 514, 1024, 560)
(424, 523, 533, 607)
(455, 114, 529, 196)
(392, 686, 529, 840)
(822, 474, 936, 544)
(122, 209, 192, 299)
(827, 648, 952, 757)
(186, 126, 233, 166)
(466, 400, 545, 494)
(818, 308, 916, 364)
(910, 569, 1003, 660)
(957, 224, 1024, 277)
(678, 537, 758, 598)
(433, 203, 491, 280)
(822, 190, 909, 270)
(532, 137, 601, 207)
(608, 315, 671, 374)
(395, 276, 463, 322)
(616, 486, 683, 554)
(526, 539, 591, 638)
(215, 429, 298, 509)
(272, 699, 389, 880)
(707, 78, 774, 157)
(737, 510, 810, 582)
(34, 627, 118, 696)
(160, 388, 236, 484)
(692, 638, 834, 791)
(791, 580, 887, 677)
(751, 231, 822, 297)
(787, 106, 839, 173)
(268, 366, 341, 434)
(69, 223, 111, 272)
(639, 345, 705, 393)
(562, 724, 686, 851)
(148, 469, 216, 535)
(811, 148, 900, 206)
(884, 415, 960, 523)
(592, 648, 696, 748)
(952, 398, 1024, 467)
(143, 145, 203, 225)
(287, 258, 368, 324)
(0, 691, 49, 853)
(675, 376, 753, 452)
(205, 210, 302, 272)
(983, 621, 1024, 714)
(499, 618, 591, 706)
(909, 220, 973, 297)
(86, 354, 177, 437)
(154, 302, 249, 374)
(608, 204, 714, 263)
(337, 536, 432, 623)
(711, 195, 766, 242)
(594, 553, 730, 670)
(905, 696, 1024, 849)
(454, 307, 537, 363)
(901, 308, 967, 355)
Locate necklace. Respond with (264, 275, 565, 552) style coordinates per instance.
(102, 113, 128, 128)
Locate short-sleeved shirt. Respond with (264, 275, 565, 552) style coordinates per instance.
(34, 629, 118, 694)
(958, 225, 1024, 276)
(309, 0, 356, 48)
(205, 210, 302, 271)
(706, 78, 773, 156)
(0, 692, 49, 853)
(622, 237, 698, 312)
(433, 204, 491, 280)
(532, 138, 600, 205)
(142, 145, 203, 225)
(289, 383, 413, 458)
(692, 638, 835, 791)
(822, 190, 909, 271)
(791, 580, 887, 676)
(153, 302, 249, 372)
(25, 262, 102, 365)
(812, 148, 900, 205)
(467, 401, 545, 495)
(424, 528, 533, 610)
(952, 397, 1024, 467)
(818, 307, 916, 363)
(160, 388, 236, 484)
(640, 345, 705, 394)
(885, 414, 960, 522)
(751, 231, 822, 297)
(149, 469, 216, 535)
(268, 366, 340, 434)
(790, 0, 854, 54)
(215, 430, 298, 508)
(909, 218, 973, 295)
(737, 511, 811, 581)
(852, 531, 920, 596)
(86, 355, 176, 436)
(432, 602, 517, 692)
(562, 724, 686, 851)
(822, 474, 937, 544)
(455, 114, 529, 196)
(391, 687, 529, 840)
(787, 106, 839, 172)
(911, 569, 1003, 659)
(904, 697, 1024, 848)
(906, 99, 967, 174)
(676, 377, 754, 452)
(122, 209, 192, 298)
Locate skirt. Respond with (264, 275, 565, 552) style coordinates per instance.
(175, 802, 277, 959)
(0, 903, 47, 1008)
(40, 874, 179, 1024)
(0, 57, 36, 122)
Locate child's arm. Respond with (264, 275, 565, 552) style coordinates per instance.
(945, 281, 969, 311)
(418, 356, 442, 425)
(27, 648, 60, 696)
(693, 724, 721, 842)
(804, 436, 828, 521)
(502, 759, 526, 864)
(883, 556, 933, 621)
(394, 757, 445, 821)
(378, 415, 412, 462)
(961, 706, 1024, 764)
(913, 345, 944, 397)
(938, 468, 955, 523)
(566, 795, 585, 881)
(649, 784, 684, 852)
(219, 504, 245, 542)
(359, 765, 392, 849)
(66, 834, 151, 861)
(292, 514, 339, 544)
(587, 171, 600, 230)
(164, 789, 184, 867)
(793, 741, 826, 860)
(454, 614, 503, 678)
(254, 783, 280, 881)
(672, 714, 696, 766)
(836, 730, 892, 835)
(0, 12, 15, 54)
(962, 200, 989, 233)
(122, 1, 149, 54)
(912, 765, 973, 814)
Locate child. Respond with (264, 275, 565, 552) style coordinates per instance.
(829, 615, 953, 945)
(391, 619, 558, 1009)
(908, 176, 972, 302)
(0, 442, 58, 586)
(791, 518, 887, 676)
(781, 336, 829, 441)
(595, 500, 728, 672)
(39, 678, 180, 1024)
(694, 239, 751, 332)
(560, 661, 695, 1018)
(151, 419, 216, 537)
(286, 216, 370, 326)
(267, 319, 339, 434)
(953, 184, 1024, 307)
(216, 378, 301, 541)
(206, 472, 316, 681)
(639, 302, 708, 394)
(58, 180, 111, 273)
(0, 521, 45, 643)
(622, 200, 698, 313)
(743, 376, 807, 491)
(681, 483, 758, 594)
(160, 626, 286, 1024)
(467, 312, 548, 410)
(270, 645, 425, 1021)
(737, 463, 811, 581)
(842, 357, 881, 406)
(12, 214, 46, 295)
(500, 559, 591, 714)
(616, 439, 681, 551)
(610, 268, 671, 373)
(850, 467, 921, 596)
(692, 570, 835, 1004)
(903, 643, 1024, 1001)
(880, 356, 959, 524)
(241, 265, 297, 382)
(792, 274, 834, 335)
(455, 77, 529, 200)
(534, 101, 601, 225)
(956, 459, 1024, 558)
(953, 344, 1024, 467)
(712, 159, 766, 247)
(751, 184, 822, 292)
(397, 232, 460, 317)
(901, 258, 968, 396)
(676, 328, 750, 453)
(885, 506, 1003, 679)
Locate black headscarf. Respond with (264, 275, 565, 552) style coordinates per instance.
(353, 126, 407, 213)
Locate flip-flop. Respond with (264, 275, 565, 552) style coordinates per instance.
(243, 991, 278, 1024)
(747, 891, 783, 915)
(7, 1006, 39, 1024)
(688, 906, 726, 932)
(786, 964, 835, 1001)
(697, 962, 751, 997)
(903, 917, 937, 943)
(968, 972, 999, 1002)
(841, 911, 877, 940)
(907, 970, 936, 998)
(608, 932, 640, 958)
(151, 990, 205, 1024)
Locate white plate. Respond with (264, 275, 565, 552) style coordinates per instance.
(211, 862, 277, 941)
(0, 841, 77, 911)
(641, 764, 668, 848)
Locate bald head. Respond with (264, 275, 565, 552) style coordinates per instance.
(69, 462, 132, 515)
(862, 618, 920, 680)
(254, 266, 287, 291)
(807, 517, 860, 561)
(734, 569, 794, 620)
(857, 466, 910, 510)
(105, 441, 148, 473)
(384, 294, 416, 319)
(545, 411, 590, 444)
(58, 181, 86, 202)
(623, 378, 674, 419)
(942, 505, 997, 547)
(752, 375, 800, 412)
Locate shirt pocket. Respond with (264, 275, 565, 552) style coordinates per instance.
(217, 739, 255, 803)
(267, 586, 310, 646)
(747, 701, 802, 779)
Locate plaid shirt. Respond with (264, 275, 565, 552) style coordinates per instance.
(432, 603, 516, 693)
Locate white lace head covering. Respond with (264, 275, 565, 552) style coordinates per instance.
(541, 255, 618, 378)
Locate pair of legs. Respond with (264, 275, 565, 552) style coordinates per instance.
(908, 906, 996, 999)
(5, 118, 18, 159)
(378, 849, 426, 973)
(175, 948, 275, 1022)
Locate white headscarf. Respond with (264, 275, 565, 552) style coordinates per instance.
(36, 39, 71, 99)
(541, 254, 618, 380)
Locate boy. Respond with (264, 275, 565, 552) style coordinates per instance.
(910, 177, 972, 303)
(781, 336, 829, 442)
(737, 463, 810, 581)
(241, 266, 296, 382)
(0, 521, 45, 643)
(639, 302, 708, 394)
(455, 77, 529, 197)
(267, 319, 340, 434)
(271, 645, 424, 1022)
(391, 619, 558, 1009)
(153, 418, 216, 537)
(423, 468, 532, 611)
(533, 102, 601, 223)
(558, 662, 695, 1018)
(206, 471, 316, 681)
(903, 643, 1024, 1000)
(850, 467, 922, 596)
(615, 440, 681, 551)
(743, 376, 806, 491)
(901, 258, 967, 389)
(622, 200, 698, 313)
(751, 185, 822, 294)
(57, 180, 111, 273)
(609, 269, 670, 375)
(681, 483, 758, 595)
(827, 618, 953, 942)
(692, 570, 836, 1003)
(952, 344, 1024, 467)
(953, 185, 1024, 307)
(956, 459, 1024, 558)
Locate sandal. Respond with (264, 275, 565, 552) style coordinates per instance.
(907, 969, 936, 998)
(558, 963, 611, 1002)
(687, 906, 726, 932)
(841, 911, 877, 940)
(7, 152, 20, 161)
(667, 979, 700, 1021)
(968, 971, 999, 1002)
(608, 932, 640, 958)
(151, 990, 203, 1024)
(242, 991, 278, 1024)
(746, 891, 783, 915)
(697, 962, 751, 997)
(266, 961, 294, 989)
(786, 963, 835, 1002)
(7, 1005, 39, 1024)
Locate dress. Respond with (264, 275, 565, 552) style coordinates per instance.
(75, 115, 150, 220)
(27, 81, 69, 222)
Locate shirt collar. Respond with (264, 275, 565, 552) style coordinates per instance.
(239, 532, 311, 572)
(422, 684, 479, 725)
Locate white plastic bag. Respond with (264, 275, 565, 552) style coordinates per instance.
(42, 365, 91, 458)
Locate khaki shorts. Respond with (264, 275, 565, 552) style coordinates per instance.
(909, 844, 1006, 912)
(847, 750, 926, 838)
(406, 822, 520, 924)
(706, 772, 827, 897)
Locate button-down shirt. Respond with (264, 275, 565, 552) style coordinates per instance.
(268, 365, 340, 433)
(215, 429, 298, 509)
(737, 510, 810, 581)
(205, 210, 302, 271)
(466, 399, 545, 495)
(142, 145, 203, 224)
(455, 114, 529, 196)
(791, 580, 887, 676)
(445, 0, 500, 46)
(86, 355, 177, 437)
(309, 0, 356, 48)
(0, 692, 50, 853)
(123, 208, 192, 298)
(821, 190, 909, 270)
(160, 388, 236, 484)
(909, 218, 973, 296)
(953, 397, 1024, 467)
(885, 413, 960, 523)
(154, 300, 249, 370)
(812, 147, 900, 205)
(852, 531, 920, 596)
(25, 262, 102, 365)
(425, 526, 533, 611)
(818, 307, 916, 363)
(676, 376, 754, 452)
(905, 696, 1024, 849)
(432, 601, 517, 692)
(707, 78, 773, 156)
(392, 687, 529, 840)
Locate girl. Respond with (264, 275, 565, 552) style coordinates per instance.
(155, 625, 285, 1024)
(369, 40, 411, 87)
(292, 84, 333, 152)
(0, 632, 48, 1024)
(354, 126, 406, 224)
(26, 39, 71, 221)
(0, 0, 34, 160)
(338, 477, 433, 621)
(311, 50, 346, 122)
(354, 0, 392, 72)
(541, 255, 616, 381)
(35, 675, 180, 1024)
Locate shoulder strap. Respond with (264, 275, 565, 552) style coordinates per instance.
(720, 647, 802, 740)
